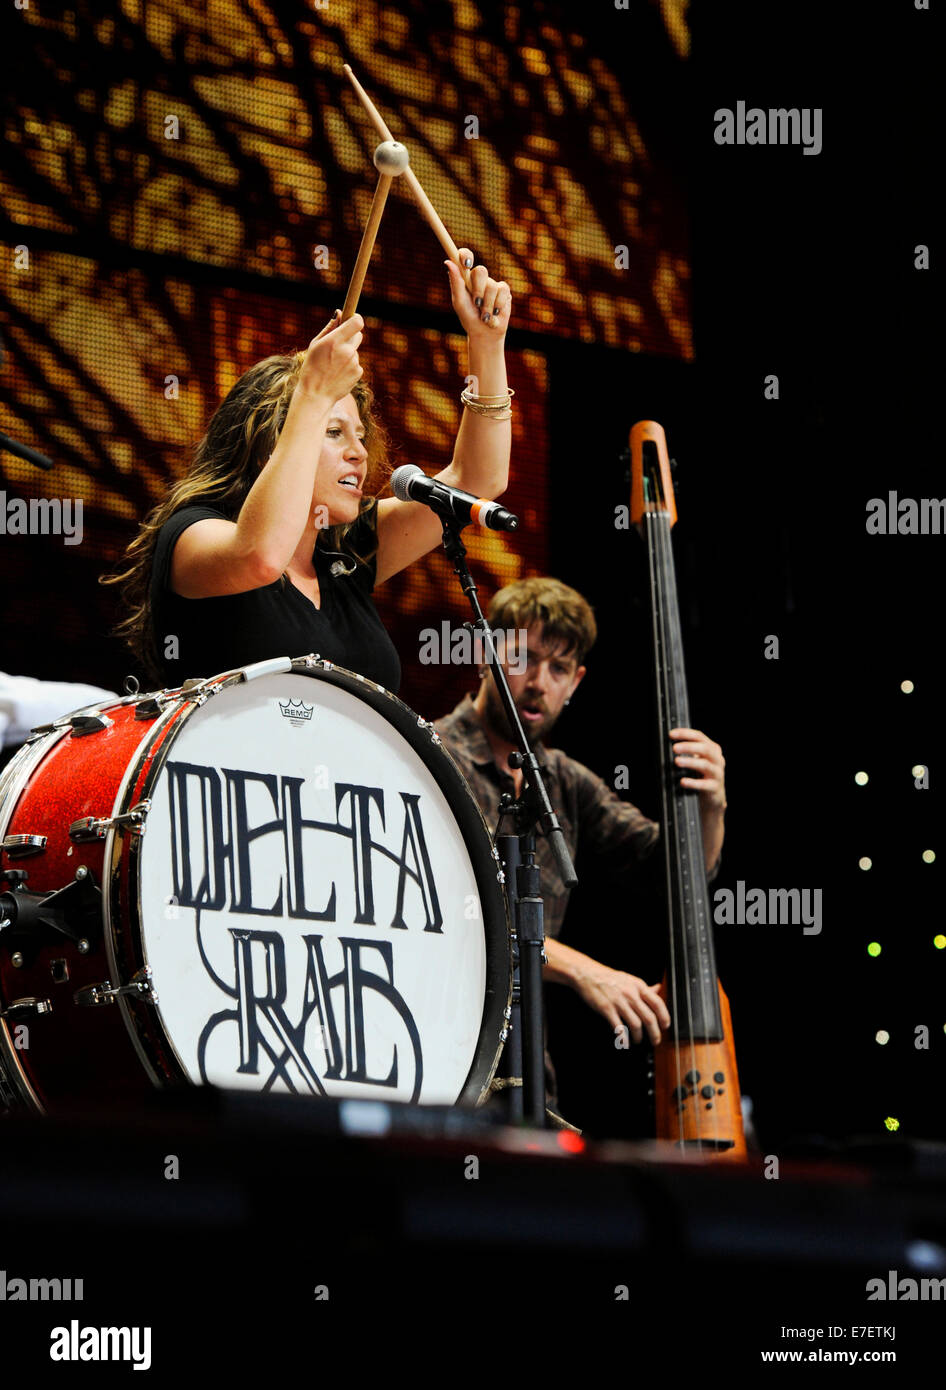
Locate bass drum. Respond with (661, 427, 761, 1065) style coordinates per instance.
(0, 656, 511, 1113)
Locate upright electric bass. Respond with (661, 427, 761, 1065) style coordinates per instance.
(630, 420, 746, 1159)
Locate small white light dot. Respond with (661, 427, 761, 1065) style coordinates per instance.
(875, 1030, 890, 1045)
(922, 849, 936, 864)
(906, 1240, 946, 1272)
(859, 856, 872, 871)
(855, 771, 869, 786)
(901, 680, 914, 694)
(912, 764, 927, 779)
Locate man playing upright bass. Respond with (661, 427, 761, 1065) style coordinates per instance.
(434, 576, 728, 1116)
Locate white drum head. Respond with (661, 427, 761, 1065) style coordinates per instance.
(133, 669, 505, 1105)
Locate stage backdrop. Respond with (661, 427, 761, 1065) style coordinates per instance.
(1, 0, 690, 715)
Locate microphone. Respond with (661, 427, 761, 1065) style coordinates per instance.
(391, 464, 518, 532)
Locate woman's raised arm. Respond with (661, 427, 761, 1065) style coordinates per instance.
(171, 315, 365, 598)
(374, 252, 512, 586)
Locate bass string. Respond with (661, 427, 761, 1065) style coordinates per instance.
(666, 515, 725, 1151)
(646, 510, 688, 1147)
(650, 510, 720, 1150)
(656, 514, 703, 1148)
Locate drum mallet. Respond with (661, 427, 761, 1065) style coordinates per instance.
(339, 139, 411, 323)
(342, 64, 474, 294)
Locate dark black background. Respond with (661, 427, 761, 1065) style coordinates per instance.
(545, 1, 942, 1151)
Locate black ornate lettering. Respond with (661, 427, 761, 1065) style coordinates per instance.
(196, 929, 423, 1100)
(280, 776, 338, 921)
(391, 793, 444, 933)
(166, 761, 443, 942)
(166, 761, 228, 910)
(223, 768, 284, 916)
(338, 937, 424, 1097)
(197, 929, 327, 1094)
(334, 783, 386, 925)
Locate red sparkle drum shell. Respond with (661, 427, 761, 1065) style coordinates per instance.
(0, 657, 511, 1114)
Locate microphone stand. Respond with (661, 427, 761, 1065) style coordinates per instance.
(438, 515, 577, 1128)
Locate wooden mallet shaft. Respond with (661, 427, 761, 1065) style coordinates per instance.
(343, 64, 473, 292)
(340, 172, 393, 322)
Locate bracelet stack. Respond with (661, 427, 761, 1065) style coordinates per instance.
(460, 386, 514, 421)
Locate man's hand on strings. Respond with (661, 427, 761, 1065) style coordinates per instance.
(572, 962, 671, 1046)
(669, 728, 727, 812)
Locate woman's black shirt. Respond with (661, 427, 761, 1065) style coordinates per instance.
(149, 505, 401, 692)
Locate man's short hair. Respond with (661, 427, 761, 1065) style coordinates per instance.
(487, 577, 597, 665)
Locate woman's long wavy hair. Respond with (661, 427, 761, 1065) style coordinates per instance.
(101, 353, 390, 685)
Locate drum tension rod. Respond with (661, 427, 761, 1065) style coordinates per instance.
(0, 866, 102, 951)
(74, 968, 156, 1009)
(69, 799, 151, 843)
(0, 996, 52, 1022)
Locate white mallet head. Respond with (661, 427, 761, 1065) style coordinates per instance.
(373, 140, 410, 176)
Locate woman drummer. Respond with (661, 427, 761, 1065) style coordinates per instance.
(106, 254, 512, 694)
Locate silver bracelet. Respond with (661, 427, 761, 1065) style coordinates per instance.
(460, 386, 514, 419)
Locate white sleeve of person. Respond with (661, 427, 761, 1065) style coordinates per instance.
(0, 672, 119, 748)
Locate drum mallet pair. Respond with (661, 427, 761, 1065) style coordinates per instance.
(339, 64, 475, 323)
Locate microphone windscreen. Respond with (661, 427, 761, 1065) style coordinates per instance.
(391, 463, 424, 502)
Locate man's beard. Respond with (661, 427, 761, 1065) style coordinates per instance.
(483, 684, 555, 746)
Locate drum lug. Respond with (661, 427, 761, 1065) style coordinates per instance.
(134, 694, 170, 720)
(69, 799, 151, 843)
(0, 996, 52, 1021)
(2, 833, 47, 858)
(68, 818, 107, 843)
(74, 967, 157, 1008)
(68, 712, 114, 738)
(27, 706, 113, 740)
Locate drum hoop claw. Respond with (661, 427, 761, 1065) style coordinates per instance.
(74, 967, 157, 1009)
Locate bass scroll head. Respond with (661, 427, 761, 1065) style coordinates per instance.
(629, 419, 677, 529)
